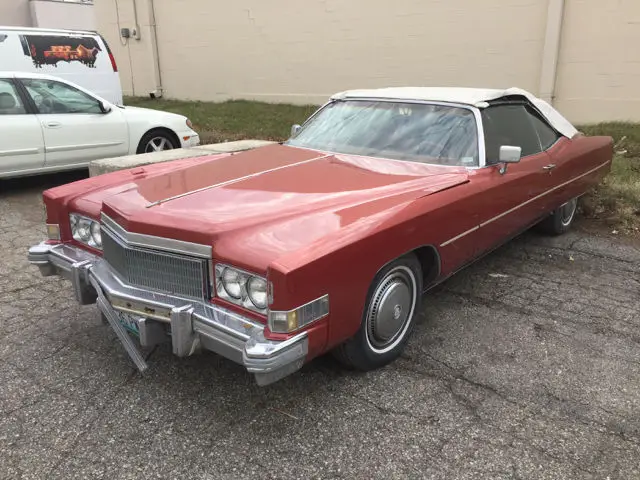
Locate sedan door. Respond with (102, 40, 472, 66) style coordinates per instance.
(19, 78, 129, 168)
(0, 78, 45, 176)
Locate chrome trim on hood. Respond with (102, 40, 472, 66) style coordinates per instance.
(101, 213, 212, 258)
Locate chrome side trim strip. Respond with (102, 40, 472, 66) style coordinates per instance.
(440, 226, 480, 247)
(101, 213, 212, 258)
(439, 160, 610, 247)
(45, 141, 124, 153)
(0, 147, 41, 157)
(146, 153, 332, 208)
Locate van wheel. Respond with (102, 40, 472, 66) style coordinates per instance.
(332, 254, 423, 371)
(137, 129, 179, 154)
(538, 197, 578, 235)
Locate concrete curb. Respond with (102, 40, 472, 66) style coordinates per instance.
(89, 139, 276, 177)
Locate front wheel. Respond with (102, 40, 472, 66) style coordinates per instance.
(137, 129, 179, 154)
(332, 254, 423, 371)
(538, 197, 578, 235)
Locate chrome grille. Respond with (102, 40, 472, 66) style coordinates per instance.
(102, 227, 209, 299)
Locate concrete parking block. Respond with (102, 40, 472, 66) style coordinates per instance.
(88, 139, 277, 177)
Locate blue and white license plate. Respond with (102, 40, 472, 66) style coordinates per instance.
(113, 310, 141, 337)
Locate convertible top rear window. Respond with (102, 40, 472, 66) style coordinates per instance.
(286, 100, 479, 167)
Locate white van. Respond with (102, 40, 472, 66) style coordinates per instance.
(0, 26, 123, 105)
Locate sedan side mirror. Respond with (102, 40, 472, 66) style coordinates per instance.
(497, 145, 522, 174)
(99, 101, 112, 114)
(290, 124, 302, 137)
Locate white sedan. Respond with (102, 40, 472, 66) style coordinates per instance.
(0, 71, 200, 179)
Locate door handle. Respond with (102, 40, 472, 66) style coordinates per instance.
(542, 164, 556, 171)
(43, 121, 62, 128)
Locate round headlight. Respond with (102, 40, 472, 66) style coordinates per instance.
(90, 222, 102, 247)
(75, 218, 92, 243)
(247, 276, 268, 309)
(221, 268, 243, 299)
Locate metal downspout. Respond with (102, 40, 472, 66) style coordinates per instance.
(148, 0, 163, 98)
(539, 0, 566, 104)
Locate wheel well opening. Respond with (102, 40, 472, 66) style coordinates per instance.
(413, 246, 440, 287)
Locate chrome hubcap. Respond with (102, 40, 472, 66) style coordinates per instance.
(145, 137, 173, 153)
(366, 267, 416, 352)
(560, 198, 577, 226)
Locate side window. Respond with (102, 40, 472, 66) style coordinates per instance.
(0, 79, 27, 115)
(21, 79, 102, 115)
(526, 107, 561, 150)
(481, 104, 542, 163)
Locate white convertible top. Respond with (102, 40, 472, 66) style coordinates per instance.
(331, 87, 578, 139)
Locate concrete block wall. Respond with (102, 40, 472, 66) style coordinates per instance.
(0, 0, 33, 26)
(96, 0, 640, 124)
(555, 0, 640, 123)
(94, 0, 156, 97)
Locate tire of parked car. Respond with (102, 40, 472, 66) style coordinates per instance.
(137, 129, 180, 154)
(333, 253, 423, 370)
(538, 196, 579, 235)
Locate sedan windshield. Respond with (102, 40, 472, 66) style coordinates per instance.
(286, 100, 479, 166)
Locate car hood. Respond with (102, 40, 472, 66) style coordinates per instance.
(119, 105, 187, 123)
(74, 144, 468, 270)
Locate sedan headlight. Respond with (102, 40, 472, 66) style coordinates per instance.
(69, 213, 102, 249)
(215, 264, 268, 314)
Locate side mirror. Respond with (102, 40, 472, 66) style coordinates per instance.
(497, 145, 522, 174)
(290, 124, 302, 137)
(99, 101, 112, 114)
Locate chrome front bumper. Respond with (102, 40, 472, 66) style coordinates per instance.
(27, 242, 308, 386)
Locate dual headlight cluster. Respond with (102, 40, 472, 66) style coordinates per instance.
(215, 264, 329, 333)
(69, 214, 102, 250)
(215, 264, 269, 313)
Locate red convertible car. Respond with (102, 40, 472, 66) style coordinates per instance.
(28, 87, 613, 385)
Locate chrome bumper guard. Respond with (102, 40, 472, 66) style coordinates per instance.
(28, 242, 308, 386)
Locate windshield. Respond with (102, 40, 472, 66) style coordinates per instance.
(286, 100, 479, 166)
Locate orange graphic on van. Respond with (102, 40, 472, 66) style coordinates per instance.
(20, 35, 102, 69)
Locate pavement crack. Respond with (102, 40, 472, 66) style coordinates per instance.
(345, 392, 437, 426)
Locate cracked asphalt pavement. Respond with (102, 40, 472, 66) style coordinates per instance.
(1, 172, 640, 479)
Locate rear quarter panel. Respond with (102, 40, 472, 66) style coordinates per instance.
(547, 134, 614, 208)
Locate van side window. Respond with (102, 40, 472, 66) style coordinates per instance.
(0, 80, 27, 115)
(22, 79, 102, 115)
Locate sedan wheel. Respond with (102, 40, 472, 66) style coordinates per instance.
(332, 254, 423, 370)
(136, 130, 180, 155)
(145, 136, 174, 153)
